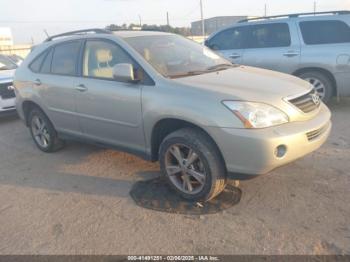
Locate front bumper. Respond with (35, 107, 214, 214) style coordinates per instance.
(207, 104, 332, 176)
(0, 97, 16, 114)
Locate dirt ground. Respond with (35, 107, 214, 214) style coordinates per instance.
(0, 100, 349, 255)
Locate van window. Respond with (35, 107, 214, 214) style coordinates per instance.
(208, 27, 248, 50)
(300, 20, 350, 45)
(245, 23, 291, 48)
(51, 41, 81, 76)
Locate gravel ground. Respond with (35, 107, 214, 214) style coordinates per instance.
(0, 100, 349, 255)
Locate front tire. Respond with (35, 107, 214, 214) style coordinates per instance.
(159, 128, 227, 202)
(28, 108, 64, 153)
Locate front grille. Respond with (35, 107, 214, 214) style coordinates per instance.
(306, 124, 329, 141)
(289, 90, 321, 113)
(0, 82, 15, 99)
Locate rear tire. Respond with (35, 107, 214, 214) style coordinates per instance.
(298, 71, 334, 103)
(159, 128, 227, 202)
(28, 108, 64, 153)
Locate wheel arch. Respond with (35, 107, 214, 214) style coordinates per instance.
(150, 118, 226, 169)
(22, 100, 47, 127)
(293, 67, 337, 96)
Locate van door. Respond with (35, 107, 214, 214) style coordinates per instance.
(242, 22, 301, 74)
(206, 27, 247, 64)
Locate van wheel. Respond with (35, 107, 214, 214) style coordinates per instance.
(28, 108, 64, 153)
(159, 128, 227, 202)
(299, 71, 334, 103)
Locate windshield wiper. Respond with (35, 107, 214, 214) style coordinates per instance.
(206, 63, 235, 71)
(169, 70, 209, 79)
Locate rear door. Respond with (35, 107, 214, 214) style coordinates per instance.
(242, 22, 301, 74)
(30, 40, 83, 134)
(206, 27, 247, 64)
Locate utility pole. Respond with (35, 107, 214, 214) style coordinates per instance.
(200, 0, 205, 40)
(314, 1, 317, 14)
(264, 4, 267, 17)
(167, 12, 170, 27)
(138, 14, 142, 27)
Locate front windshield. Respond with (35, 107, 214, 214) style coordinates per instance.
(0, 55, 17, 70)
(125, 35, 234, 78)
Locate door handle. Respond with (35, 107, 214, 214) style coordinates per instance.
(283, 51, 299, 57)
(229, 54, 241, 59)
(34, 79, 42, 86)
(75, 84, 88, 92)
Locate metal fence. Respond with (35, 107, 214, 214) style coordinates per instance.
(0, 45, 32, 58)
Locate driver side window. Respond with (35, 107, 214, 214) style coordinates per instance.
(208, 27, 247, 50)
(83, 40, 136, 80)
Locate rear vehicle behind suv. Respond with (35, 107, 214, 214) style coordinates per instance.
(0, 55, 17, 115)
(205, 11, 350, 103)
(14, 29, 331, 202)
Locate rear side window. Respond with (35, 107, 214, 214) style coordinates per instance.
(246, 23, 291, 48)
(51, 41, 81, 76)
(208, 27, 248, 50)
(29, 51, 47, 72)
(300, 20, 350, 45)
(40, 48, 53, 74)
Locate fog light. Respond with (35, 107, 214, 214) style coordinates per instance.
(275, 145, 287, 158)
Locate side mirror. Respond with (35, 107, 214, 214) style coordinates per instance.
(113, 63, 137, 83)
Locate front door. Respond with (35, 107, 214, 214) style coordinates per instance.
(206, 26, 247, 64)
(75, 39, 146, 153)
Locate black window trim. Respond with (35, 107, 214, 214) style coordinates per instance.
(299, 19, 350, 46)
(79, 37, 155, 86)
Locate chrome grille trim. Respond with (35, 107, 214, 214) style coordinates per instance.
(288, 89, 321, 113)
(306, 123, 329, 141)
(0, 82, 15, 99)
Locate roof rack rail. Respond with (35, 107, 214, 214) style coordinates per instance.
(44, 28, 112, 42)
(238, 10, 350, 23)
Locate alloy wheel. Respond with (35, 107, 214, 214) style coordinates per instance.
(164, 144, 207, 195)
(304, 77, 326, 101)
(31, 115, 50, 148)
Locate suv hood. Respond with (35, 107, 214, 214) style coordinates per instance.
(0, 69, 15, 83)
(173, 66, 312, 102)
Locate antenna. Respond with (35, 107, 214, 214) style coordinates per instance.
(43, 29, 49, 38)
(200, 0, 205, 40)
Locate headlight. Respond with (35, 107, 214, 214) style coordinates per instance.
(222, 101, 289, 129)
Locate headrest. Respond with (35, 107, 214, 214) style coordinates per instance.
(96, 49, 112, 64)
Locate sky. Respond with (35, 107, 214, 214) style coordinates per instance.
(0, 0, 349, 44)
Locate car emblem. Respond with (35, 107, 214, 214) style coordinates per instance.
(311, 93, 320, 105)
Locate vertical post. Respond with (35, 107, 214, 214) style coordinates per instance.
(200, 0, 205, 40)
(264, 4, 267, 17)
(138, 15, 142, 27)
(167, 12, 170, 27)
(314, 1, 317, 15)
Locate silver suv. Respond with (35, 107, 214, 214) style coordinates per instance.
(205, 11, 350, 103)
(14, 29, 331, 201)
